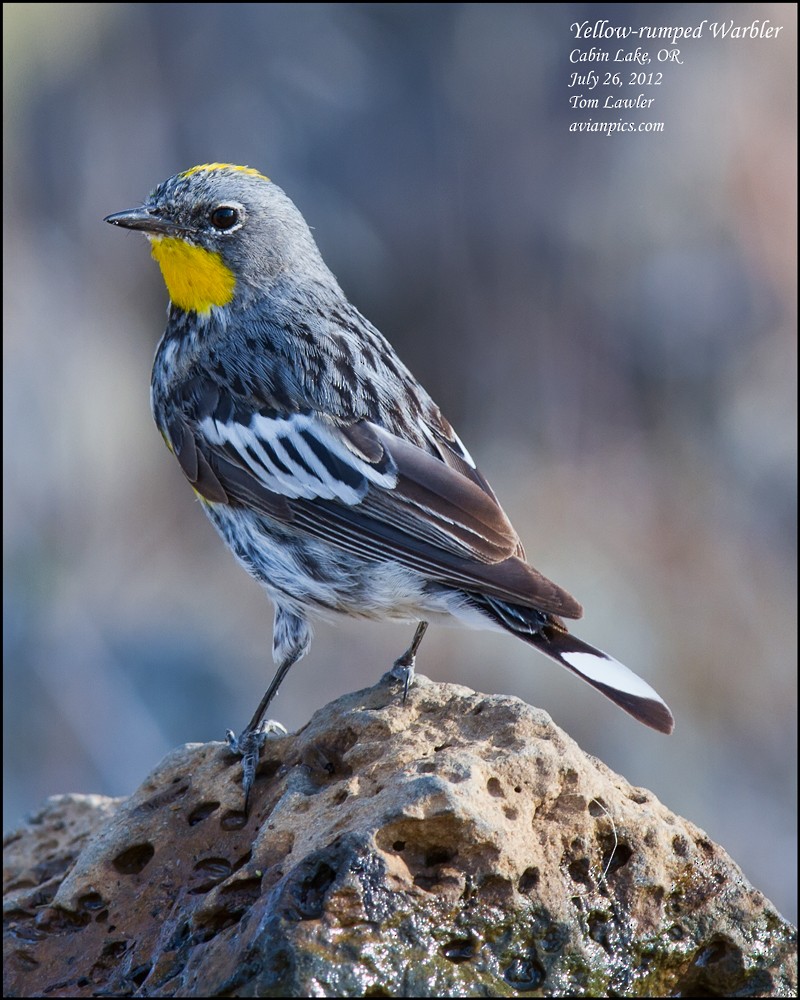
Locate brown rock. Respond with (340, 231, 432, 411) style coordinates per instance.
(3, 674, 796, 996)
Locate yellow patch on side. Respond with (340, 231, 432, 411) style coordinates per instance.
(150, 236, 236, 314)
(180, 162, 270, 182)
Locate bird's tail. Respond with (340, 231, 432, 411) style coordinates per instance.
(468, 594, 674, 734)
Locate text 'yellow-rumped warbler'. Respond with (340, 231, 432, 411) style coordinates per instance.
(106, 164, 673, 801)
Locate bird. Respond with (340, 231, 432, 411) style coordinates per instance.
(105, 163, 673, 802)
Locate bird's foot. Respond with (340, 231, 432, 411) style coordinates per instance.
(226, 719, 288, 812)
(390, 621, 428, 703)
(390, 653, 416, 703)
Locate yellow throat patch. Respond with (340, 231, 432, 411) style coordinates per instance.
(149, 236, 236, 314)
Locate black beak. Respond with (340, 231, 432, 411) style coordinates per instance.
(104, 207, 191, 236)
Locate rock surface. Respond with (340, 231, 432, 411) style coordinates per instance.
(3, 674, 797, 997)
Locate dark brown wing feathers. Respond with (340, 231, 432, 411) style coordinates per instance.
(173, 412, 583, 620)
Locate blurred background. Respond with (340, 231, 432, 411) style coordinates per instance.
(4, 3, 796, 923)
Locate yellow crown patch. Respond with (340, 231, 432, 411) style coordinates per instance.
(180, 163, 270, 182)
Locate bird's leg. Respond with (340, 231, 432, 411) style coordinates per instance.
(225, 655, 298, 811)
(391, 621, 429, 702)
(227, 608, 310, 812)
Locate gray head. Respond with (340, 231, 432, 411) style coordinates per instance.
(105, 163, 334, 313)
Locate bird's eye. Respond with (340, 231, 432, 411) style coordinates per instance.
(210, 205, 240, 231)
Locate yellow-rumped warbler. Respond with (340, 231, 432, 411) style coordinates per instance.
(106, 163, 673, 800)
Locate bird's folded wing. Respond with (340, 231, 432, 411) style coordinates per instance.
(165, 387, 582, 619)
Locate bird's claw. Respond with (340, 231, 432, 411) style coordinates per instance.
(389, 621, 427, 703)
(226, 719, 288, 811)
(390, 655, 415, 703)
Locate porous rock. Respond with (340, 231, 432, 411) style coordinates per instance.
(3, 674, 796, 997)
